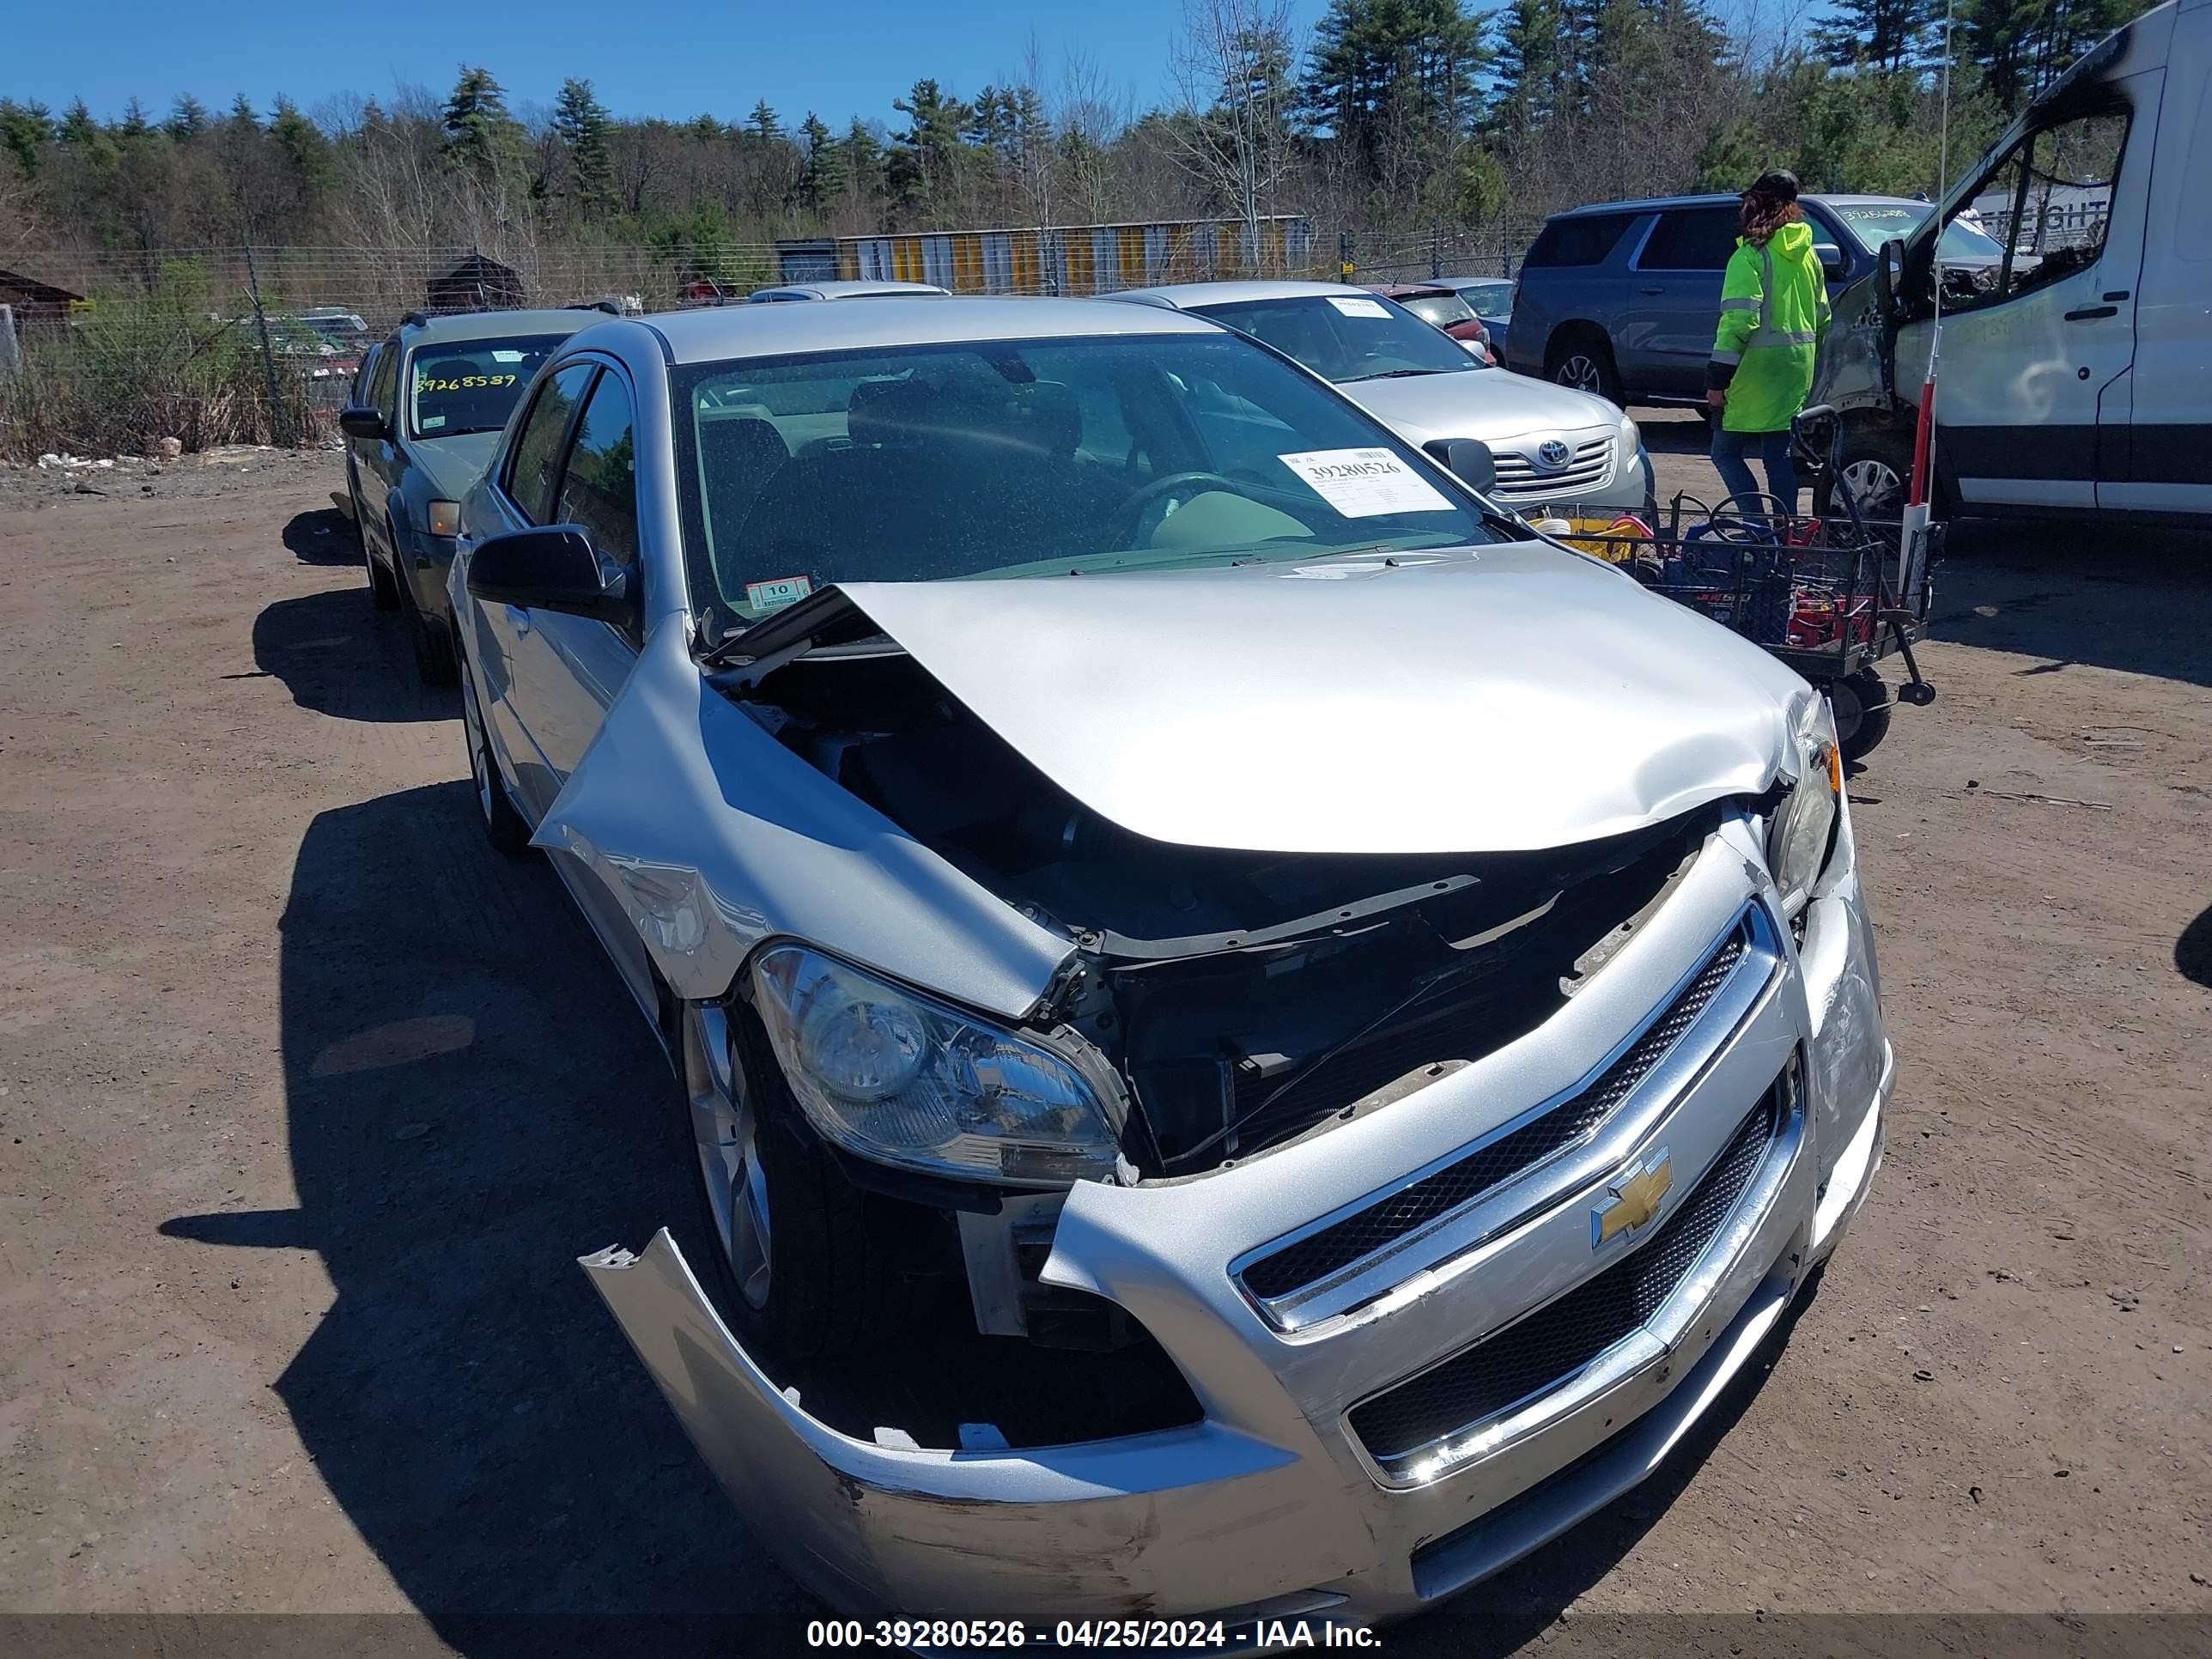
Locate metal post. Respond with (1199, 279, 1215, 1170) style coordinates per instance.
(1338, 229, 1354, 283)
(243, 242, 285, 447)
(1430, 228, 1442, 281)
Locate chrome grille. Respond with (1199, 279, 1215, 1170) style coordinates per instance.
(1238, 922, 1751, 1306)
(1492, 434, 1616, 501)
(1346, 1081, 1784, 1480)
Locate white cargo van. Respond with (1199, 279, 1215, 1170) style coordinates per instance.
(1819, 0, 2211, 523)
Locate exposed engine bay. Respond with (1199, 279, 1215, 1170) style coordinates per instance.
(732, 646, 1712, 1180)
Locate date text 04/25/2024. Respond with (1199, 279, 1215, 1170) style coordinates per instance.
(804, 1618, 1385, 1650)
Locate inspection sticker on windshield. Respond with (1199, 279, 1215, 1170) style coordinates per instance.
(1327, 295, 1391, 319)
(1278, 448, 1454, 517)
(744, 574, 813, 611)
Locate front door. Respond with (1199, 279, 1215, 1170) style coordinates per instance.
(1903, 93, 2147, 511)
(356, 338, 403, 556)
(1620, 207, 1739, 398)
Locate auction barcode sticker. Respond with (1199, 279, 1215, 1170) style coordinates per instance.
(1327, 295, 1392, 319)
(1277, 447, 1455, 518)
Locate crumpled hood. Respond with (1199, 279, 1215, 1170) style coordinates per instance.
(1350, 369, 1623, 448)
(410, 430, 502, 504)
(787, 543, 1809, 856)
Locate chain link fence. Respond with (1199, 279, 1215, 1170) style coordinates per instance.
(0, 226, 1540, 463)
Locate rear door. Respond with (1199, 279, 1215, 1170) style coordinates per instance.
(356, 339, 402, 556)
(1621, 206, 1739, 397)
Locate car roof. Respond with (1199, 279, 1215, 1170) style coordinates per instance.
(1111, 279, 1376, 308)
(641, 294, 1222, 364)
(750, 279, 951, 300)
(1547, 191, 1923, 220)
(397, 307, 605, 347)
(1364, 283, 1451, 299)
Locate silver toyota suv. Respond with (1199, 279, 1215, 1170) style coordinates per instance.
(1504, 193, 2005, 409)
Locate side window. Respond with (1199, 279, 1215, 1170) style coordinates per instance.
(1950, 107, 2128, 312)
(506, 364, 596, 524)
(1636, 207, 1740, 270)
(556, 371, 640, 572)
(1523, 212, 1638, 269)
(369, 341, 400, 424)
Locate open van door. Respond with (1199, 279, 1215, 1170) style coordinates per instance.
(1820, 8, 2176, 517)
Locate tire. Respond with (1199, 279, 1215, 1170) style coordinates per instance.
(1547, 328, 1621, 404)
(678, 1000, 915, 1364)
(1827, 667, 1894, 763)
(394, 537, 458, 687)
(1818, 424, 1914, 524)
(357, 485, 399, 611)
(458, 643, 530, 855)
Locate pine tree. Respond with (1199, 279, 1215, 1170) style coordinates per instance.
(441, 65, 520, 173)
(269, 95, 334, 194)
(118, 99, 155, 141)
(1300, 0, 1490, 189)
(166, 94, 210, 142)
(1813, 0, 1937, 73)
(1960, 0, 2133, 112)
(889, 78, 972, 210)
(0, 100, 55, 179)
(554, 76, 616, 213)
(747, 100, 783, 142)
(1489, 0, 1566, 132)
(226, 94, 258, 131)
(842, 116, 886, 200)
(793, 111, 844, 210)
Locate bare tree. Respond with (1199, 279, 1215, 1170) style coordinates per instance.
(1167, 0, 1301, 252)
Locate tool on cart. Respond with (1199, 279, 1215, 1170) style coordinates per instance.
(1545, 406, 1937, 761)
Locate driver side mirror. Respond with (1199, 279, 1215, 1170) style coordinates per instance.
(1814, 242, 1846, 281)
(1875, 237, 1911, 323)
(338, 404, 386, 441)
(465, 525, 632, 625)
(1429, 438, 1498, 495)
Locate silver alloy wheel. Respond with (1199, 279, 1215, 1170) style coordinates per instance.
(460, 665, 495, 825)
(683, 1003, 772, 1310)
(1556, 353, 1602, 393)
(1841, 457, 1904, 514)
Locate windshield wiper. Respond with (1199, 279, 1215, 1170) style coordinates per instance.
(1341, 368, 1439, 382)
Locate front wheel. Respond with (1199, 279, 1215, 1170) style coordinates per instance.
(1827, 667, 1894, 763)
(459, 648, 530, 854)
(1818, 425, 1914, 523)
(678, 1000, 917, 1363)
(357, 485, 399, 611)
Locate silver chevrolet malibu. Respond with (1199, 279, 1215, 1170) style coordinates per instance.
(448, 295, 1890, 1630)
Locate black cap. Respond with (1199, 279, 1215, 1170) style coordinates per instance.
(1745, 168, 1800, 201)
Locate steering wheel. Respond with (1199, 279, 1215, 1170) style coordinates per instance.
(1115, 470, 1245, 545)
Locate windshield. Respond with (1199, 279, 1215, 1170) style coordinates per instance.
(408, 334, 570, 439)
(1830, 202, 2007, 262)
(1401, 292, 1477, 331)
(672, 331, 1505, 635)
(1452, 280, 1514, 319)
(1186, 294, 1478, 384)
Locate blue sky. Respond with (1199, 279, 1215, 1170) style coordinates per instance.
(7, 0, 1338, 129)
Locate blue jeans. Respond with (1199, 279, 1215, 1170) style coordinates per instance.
(1711, 425, 1799, 516)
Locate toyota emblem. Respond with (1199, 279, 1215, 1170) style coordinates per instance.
(1535, 440, 1572, 470)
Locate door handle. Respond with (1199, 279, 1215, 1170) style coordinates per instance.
(504, 604, 531, 637)
(1638, 285, 1665, 295)
(2064, 305, 2118, 321)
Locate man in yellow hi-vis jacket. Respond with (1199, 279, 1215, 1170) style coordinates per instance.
(1706, 170, 1832, 514)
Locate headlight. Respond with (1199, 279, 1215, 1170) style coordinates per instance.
(750, 943, 1120, 1186)
(1618, 410, 1642, 465)
(1765, 694, 1844, 917)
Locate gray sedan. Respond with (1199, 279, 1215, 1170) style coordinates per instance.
(448, 295, 1890, 1630)
(1112, 280, 1652, 519)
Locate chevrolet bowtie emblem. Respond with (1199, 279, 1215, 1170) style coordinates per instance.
(1592, 1149, 1673, 1248)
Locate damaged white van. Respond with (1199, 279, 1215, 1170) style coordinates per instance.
(1820, 0, 2212, 521)
(450, 297, 1892, 1628)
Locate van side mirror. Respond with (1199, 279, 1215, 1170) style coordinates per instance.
(1814, 242, 1845, 280)
(338, 405, 386, 441)
(1429, 438, 1498, 495)
(465, 525, 631, 625)
(1875, 237, 1910, 321)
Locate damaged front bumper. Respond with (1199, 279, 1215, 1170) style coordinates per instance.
(581, 817, 1891, 1627)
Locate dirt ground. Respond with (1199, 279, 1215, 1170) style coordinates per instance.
(1, 411, 2207, 1656)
